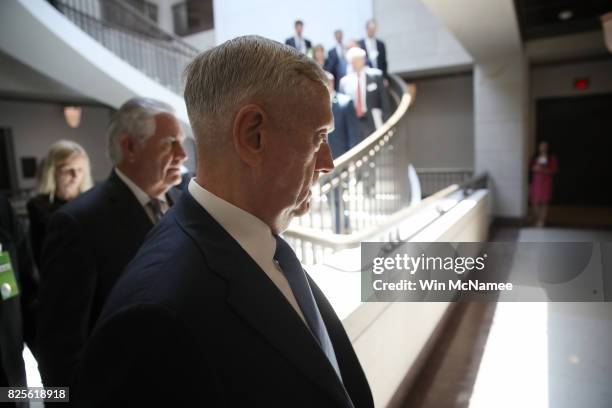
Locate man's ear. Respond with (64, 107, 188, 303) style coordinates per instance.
(232, 104, 267, 167)
(119, 135, 138, 163)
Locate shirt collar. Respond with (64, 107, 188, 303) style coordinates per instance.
(187, 179, 277, 268)
(114, 167, 165, 206)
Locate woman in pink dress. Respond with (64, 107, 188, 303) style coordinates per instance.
(529, 141, 559, 227)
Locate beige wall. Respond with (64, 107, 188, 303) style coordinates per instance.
(404, 73, 474, 169)
(0, 99, 113, 189)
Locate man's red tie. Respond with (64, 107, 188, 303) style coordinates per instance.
(355, 76, 364, 118)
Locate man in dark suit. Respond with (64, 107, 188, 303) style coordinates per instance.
(324, 29, 347, 90)
(73, 36, 374, 408)
(285, 19, 312, 54)
(326, 72, 362, 159)
(358, 19, 388, 79)
(36, 97, 187, 388)
(340, 47, 391, 137)
(0, 193, 38, 407)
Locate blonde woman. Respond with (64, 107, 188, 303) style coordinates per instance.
(27, 140, 93, 267)
(312, 43, 327, 67)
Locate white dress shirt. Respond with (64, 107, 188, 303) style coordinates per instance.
(187, 179, 307, 323)
(339, 69, 384, 129)
(294, 36, 307, 54)
(115, 168, 168, 223)
(340, 69, 368, 113)
(336, 43, 344, 61)
(364, 37, 379, 68)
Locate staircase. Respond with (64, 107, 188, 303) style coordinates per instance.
(0, 0, 189, 120)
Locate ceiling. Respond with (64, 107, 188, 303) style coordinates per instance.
(514, 0, 612, 41)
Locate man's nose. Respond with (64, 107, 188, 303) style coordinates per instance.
(315, 143, 334, 174)
(174, 141, 187, 162)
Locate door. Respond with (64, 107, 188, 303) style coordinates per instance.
(536, 94, 612, 207)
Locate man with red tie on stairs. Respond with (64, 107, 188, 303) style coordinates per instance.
(340, 47, 391, 138)
(72, 36, 374, 408)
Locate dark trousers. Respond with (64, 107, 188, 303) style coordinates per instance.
(358, 112, 376, 137)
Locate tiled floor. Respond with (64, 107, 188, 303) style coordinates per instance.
(401, 226, 612, 408)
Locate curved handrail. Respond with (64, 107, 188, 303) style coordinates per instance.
(286, 174, 488, 249)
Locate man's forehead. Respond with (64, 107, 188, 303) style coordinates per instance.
(307, 86, 334, 128)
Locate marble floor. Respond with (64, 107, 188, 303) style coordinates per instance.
(401, 226, 612, 408)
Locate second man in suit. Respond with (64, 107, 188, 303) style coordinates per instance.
(325, 29, 348, 90)
(36, 97, 187, 388)
(358, 19, 388, 79)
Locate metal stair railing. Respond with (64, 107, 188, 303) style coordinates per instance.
(52, 0, 200, 94)
(285, 173, 489, 265)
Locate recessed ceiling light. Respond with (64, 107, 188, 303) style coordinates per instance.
(559, 9, 573, 21)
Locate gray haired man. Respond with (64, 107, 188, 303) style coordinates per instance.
(36, 97, 187, 388)
(72, 36, 374, 407)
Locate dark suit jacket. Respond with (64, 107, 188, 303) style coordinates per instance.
(285, 36, 312, 52)
(36, 170, 180, 387)
(325, 47, 347, 90)
(358, 38, 388, 78)
(73, 191, 374, 408)
(330, 92, 363, 159)
(26, 194, 66, 269)
(0, 193, 38, 393)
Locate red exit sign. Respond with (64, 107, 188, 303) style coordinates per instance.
(574, 78, 590, 90)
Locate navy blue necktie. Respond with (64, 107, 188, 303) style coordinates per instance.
(273, 235, 342, 380)
(147, 198, 164, 224)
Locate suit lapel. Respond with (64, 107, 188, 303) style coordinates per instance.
(106, 171, 152, 238)
(174, 192, 353, 407)
(166, 186, 182, 206)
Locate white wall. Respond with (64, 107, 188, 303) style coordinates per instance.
(526, 31, 608, 65)
(0, 50, 92, 103)
(374, 0, 472, 75)
(0, 99, 113, 189)
(213, 0, 372, 50)
(405, 74, 474, 168)
(183, 29, 216, 50)
(474, 55, 529, 218)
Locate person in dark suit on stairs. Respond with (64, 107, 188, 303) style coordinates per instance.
(340, 47, 391, 137)
(285, 19, 312, 55)
(325, 29, 348, 90)
(358, 19, 388, 80)
(326, 72, 363, 159)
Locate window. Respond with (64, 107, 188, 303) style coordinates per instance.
(173, 0, 214, 36)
